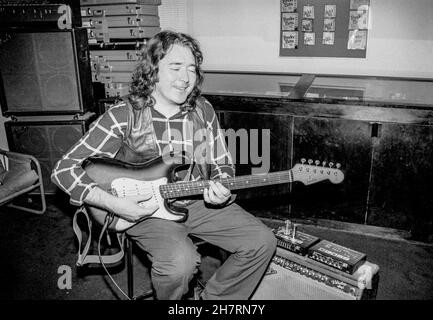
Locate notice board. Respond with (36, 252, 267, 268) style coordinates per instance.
(280, 0, 370, 58)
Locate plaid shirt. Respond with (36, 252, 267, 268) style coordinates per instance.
(51, 99, 235, 206)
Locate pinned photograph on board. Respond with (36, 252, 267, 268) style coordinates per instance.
(324, 5, 337, 18)
(303, 5, 314, 19)
(348, 10, 369, 30)
(282, 31, 299, 49)
(304, 32, 315, 45)
(347, 30, 367, 49)
(323, 18, 335, 31)
(302, 19, 313, 32)
(350, 0, 370, 11)
(322, 31, 335, 45)
(282, 12, 298, 31)
(281, 0, 298, 13)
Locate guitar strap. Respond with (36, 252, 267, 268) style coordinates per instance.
(72, 206, 125, 266)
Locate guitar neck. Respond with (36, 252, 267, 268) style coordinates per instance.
(159, 170, 294, 199)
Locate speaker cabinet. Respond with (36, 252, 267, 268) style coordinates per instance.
(251, 248, 379, 300)
(4, 113, 96, 194)
(0, 29, 94, 116)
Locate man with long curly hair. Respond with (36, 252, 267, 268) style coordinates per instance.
(52, 30, 276, 300)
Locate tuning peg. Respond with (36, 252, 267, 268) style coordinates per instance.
(336, 163, 341, 169)
(301, 158, 306, 164)
(315, 160, 320, 166)
(322, 161, 327, 167)
(329, 162, 334, 168)
(308, 159, 313, 165)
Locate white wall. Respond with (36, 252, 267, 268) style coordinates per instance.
(160, 0, 433, 78)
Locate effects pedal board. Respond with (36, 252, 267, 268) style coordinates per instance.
(308, 240, 366, 274)
(273, 221, 320, 256)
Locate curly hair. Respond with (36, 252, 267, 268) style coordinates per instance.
(129, 30, 204, 112)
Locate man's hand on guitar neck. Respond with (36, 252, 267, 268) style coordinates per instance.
(204, 173, 232, 206)
(84, 187, 159, 222)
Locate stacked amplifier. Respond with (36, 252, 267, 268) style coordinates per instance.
(252, 221, 379, 300)
(80, 0, 162, 99)
(0, 1, 96, 195)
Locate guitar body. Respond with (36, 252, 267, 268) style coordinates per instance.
(83, 154, 191, 232)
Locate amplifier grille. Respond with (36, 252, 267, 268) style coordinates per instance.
(251, 262, 358, 300)
(0, 30, 93, 115)
(6, 121, 87, 194)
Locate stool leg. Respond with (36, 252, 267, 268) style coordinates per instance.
(125, 237, 134, 299)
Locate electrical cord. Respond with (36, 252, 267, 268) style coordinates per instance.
(98, 212, 132, 300)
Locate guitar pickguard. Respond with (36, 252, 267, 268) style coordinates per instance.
(110, 177, 185, 224)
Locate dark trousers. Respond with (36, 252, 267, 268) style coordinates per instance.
(126, 200, 277, 300)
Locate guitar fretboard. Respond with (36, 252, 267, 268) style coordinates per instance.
(159, 170, 294, 199)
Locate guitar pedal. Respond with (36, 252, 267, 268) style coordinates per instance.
(273, 220, 320, 256)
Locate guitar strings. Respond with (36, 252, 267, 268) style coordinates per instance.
(160, 170, 295, 198)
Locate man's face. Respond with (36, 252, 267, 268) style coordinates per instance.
(153, 44, 197, 108)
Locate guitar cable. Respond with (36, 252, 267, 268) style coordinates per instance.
(98, 212, 131, 300)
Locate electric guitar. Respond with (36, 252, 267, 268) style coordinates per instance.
(83, 153, 344, 232)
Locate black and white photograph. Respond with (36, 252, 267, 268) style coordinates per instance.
(282, 12, 298, 31)
(302, 5, 315, 19)
(303, 32, 316, 45)
(301, 19, 314, 32)
(282, 31, 299, 49)
(0, 0, 432, 314)
(281, 0, 298, 13)
(323, 18, 336, 31)
(347, 29, 368, 49)
(324, 4, 337, 18)
(350, 0, 370, 11)
(349, 9, 369, 30)
(322, 31, 335, 45)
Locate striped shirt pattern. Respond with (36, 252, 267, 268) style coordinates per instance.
(51, 100, 235, 206)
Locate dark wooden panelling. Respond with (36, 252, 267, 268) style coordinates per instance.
(219, 111, 293, 207)
(207, 92, 433, 242)
(291, 117, 372, 224)
(368, 124, 433, 239)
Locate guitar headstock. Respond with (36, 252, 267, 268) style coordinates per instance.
(292, 158, 344, 185)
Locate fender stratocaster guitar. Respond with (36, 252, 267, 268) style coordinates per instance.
(83, 154, 344, 232)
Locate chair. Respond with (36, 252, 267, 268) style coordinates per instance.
(0, 148, 46, 215)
